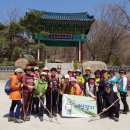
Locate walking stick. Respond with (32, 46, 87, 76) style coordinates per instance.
(50, 90, 53, 122)
(89, 98, 120, 122)
(21, 89, 26, 122)
(27, 93, 34, 117)
(38, 97, 61, 125)
(57, 89, 60, 114)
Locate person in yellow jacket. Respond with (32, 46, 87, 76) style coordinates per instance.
(8, 68, 23, 123)
(75, 69, 85, 84)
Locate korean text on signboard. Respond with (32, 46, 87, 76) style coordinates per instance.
(48, 34, 72, 40)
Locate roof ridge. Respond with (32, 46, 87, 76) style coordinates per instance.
(44, 12, 88, 15)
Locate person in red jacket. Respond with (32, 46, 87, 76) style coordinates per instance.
(21, 66, 34, 121)
(46, 67, 59, 117)
(8, 68, 23, 123)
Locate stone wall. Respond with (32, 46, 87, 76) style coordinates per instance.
(0, 71, 14, 80)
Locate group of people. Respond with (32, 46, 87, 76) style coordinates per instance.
(8, 65, 129, 123)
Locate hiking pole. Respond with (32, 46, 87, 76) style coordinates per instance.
(89, 98, 120, 122)
(50, 90, 53, 122)
(28, 93, 34, 117)
(21, 89, 26, 122)
(57, 89, 60, 115)
(38, 97, 61, 125)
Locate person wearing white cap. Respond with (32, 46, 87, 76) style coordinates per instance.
(15, 68, 24, 73)
(32, 71, 48, 121)
(33, 66, 40, 80)
(8, 68, 24, 123)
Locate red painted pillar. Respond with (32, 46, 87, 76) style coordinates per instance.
(78, 41, 83, 62)
(81, 42, 83, 62)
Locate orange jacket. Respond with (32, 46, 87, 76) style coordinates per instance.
(72, 83, 83, 96)
(9, 74, 21, 100)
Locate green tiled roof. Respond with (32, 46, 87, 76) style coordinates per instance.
(43, 12, 94, 21)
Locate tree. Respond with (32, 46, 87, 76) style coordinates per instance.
(111, 1, 130, 31)
(85, 5, 128, 64)
(20, 9, 44, 33)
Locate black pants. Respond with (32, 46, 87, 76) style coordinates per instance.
(31, 97, 44, 117)
(31, 97, 39, 115)
(107, 105, 120, 118)
(46, 90, 58, 113)
(97, 91, 104, 114)
(120, 92, 129, 112)
(9, 100, 22, 118)
(58, 94, 62, 113)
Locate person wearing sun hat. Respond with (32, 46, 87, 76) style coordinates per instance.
(83, 67, 92, 85)
(43, 67, 50, 73)
(94, 70, 101, 83)
(62, 74, 71, 94)
(68, 69, 74, 78)
(82, 67, 91, 96)
(75, 69, 85, 84)
(46, 67, 59, 117)
(69, 77, 83, 96)
(42, 67, 50, 83)
(85, 74, 98, 99)
(32, 72, 48, 121)
(21, 65, 35, 121)
(33, 66, 40, 80)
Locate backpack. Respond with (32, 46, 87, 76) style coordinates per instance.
(127, 79, 130, 91)
(5, 79, 11, 95)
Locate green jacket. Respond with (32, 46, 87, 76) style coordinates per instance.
(33, 79, 48, 97)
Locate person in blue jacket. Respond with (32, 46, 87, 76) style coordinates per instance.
(107, 70, 118, 93)
(118, 69, 129, 114)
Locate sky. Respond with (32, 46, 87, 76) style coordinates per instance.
(0, 0, 129, 22)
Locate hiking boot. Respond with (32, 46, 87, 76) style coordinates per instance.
(25, 116, 30, 121)
(8, 117, 15, 122)
(113, 117, 119, 122)
(120, 111, 127, 114)
(109, 114, 114, 120)
(52, 111, 57, 117)
(47, 113, 53, 118)
(39, 116, 43, 122)
(14, 118, 23, 123)
(34, 114, 38, 118)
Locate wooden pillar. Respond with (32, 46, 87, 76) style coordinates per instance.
(76, 45, 79, 62)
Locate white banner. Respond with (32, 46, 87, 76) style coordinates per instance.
(62, 94, 97, 118)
